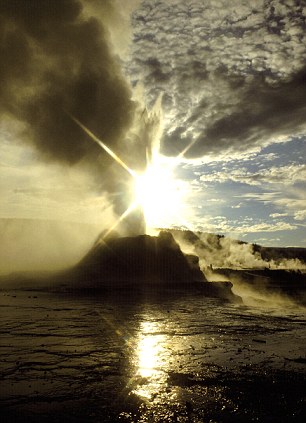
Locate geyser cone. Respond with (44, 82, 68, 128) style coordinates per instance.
(71, 231, 206, 288)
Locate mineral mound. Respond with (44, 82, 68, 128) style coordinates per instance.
(60, 231, 238, 300)
(67, 231, 205, 289)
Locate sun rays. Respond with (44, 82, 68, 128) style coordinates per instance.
(69, 114, 188, 235)
(68, 114, 137, 178)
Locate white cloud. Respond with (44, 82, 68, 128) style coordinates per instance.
(196, 214, 298, 234)
(199, 164, 306, 186)
(273, 198, 306, 223)
(235, 191, 306, 224)
(207, 198, 226, 204)
(239, 221, 298, 233)
(270, 213, 288, 218)
(294, 210, 306, 221)
(129, 0, 306, 160)
(231, 203, 243, 209)
(254, 237, 281, 243)
(237, 192, 282, 202)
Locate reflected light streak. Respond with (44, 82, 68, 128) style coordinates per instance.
(138, 334, 162, 378)
(133, 321, 167, 399)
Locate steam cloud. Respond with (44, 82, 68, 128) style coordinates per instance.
(0, 218, 102, 275)
(0, 0, 151, 234)
(172, 231, 306, 271)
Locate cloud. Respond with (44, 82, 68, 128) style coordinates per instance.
(233, 190, 306, 225)
(294, 210, 306, 221)
(253, 237, 281, 243)
(270, 213, 288, 218)
(238, 221, 298, 233)
(199, 164, 306, 186)
(237, 192, 282, 203)
(207, 198, 226, 204)
(129, 0, 306, 160)
(0, 0, 136, 165)
(0, 0, 159, 235)
(231, 203, 243, 209)
(196, 213, 298, 234)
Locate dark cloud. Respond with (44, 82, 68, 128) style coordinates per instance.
(181, 67, 306, 158)
(128, 0, 306, 160)
(0, 0, 135, 164)
(0, 0, 149, 233)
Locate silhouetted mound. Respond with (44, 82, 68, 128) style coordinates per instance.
(61, 231, 239, 300)
(68, 231, 203, 288)
(0, 231, 240, 301)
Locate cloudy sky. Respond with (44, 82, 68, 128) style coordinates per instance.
(1, 0, 306, 247)
(126, 0, 306, 247)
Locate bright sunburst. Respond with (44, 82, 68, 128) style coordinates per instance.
(69, 114, 188, 234)
(134, 156, 187, 231)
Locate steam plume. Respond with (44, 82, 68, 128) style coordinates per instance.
(0, 0, 149, 234)
(171, 231, 306, 271)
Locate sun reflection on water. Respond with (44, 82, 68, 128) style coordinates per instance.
(138, 336, 158, 378)
(138, 325, 164, 378)
(132, 320, 168, 400)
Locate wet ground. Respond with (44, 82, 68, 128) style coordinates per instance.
(0, 290, 305, 422)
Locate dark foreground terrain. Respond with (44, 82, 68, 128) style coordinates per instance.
(0, 290, 305, 422)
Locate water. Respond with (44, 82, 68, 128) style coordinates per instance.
(0, 290, 305, 422)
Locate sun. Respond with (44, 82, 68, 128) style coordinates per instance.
(68, 115, 188, 235)
(134, 156, 186, 231)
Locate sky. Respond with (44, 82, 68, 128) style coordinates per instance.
(0, 0, 306, 248)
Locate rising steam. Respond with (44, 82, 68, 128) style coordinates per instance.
(171, 230, 306, 272)
(0, 0, 159, 235)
